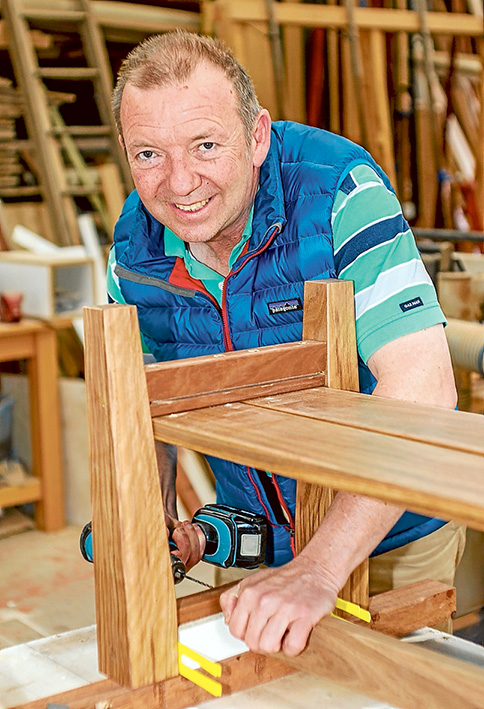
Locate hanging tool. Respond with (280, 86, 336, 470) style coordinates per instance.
(394, 0, 416, 220)
(80, 504, 268, 588)
(264, 0, 286, 120)
(344, 0, 370, 149)
(414, 0, 453, 228)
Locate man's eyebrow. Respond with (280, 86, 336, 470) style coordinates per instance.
(191, 128, 222, 142)
(126, 140, 156, 150)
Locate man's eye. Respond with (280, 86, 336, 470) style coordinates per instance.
(200, 142, 215, 151)
(138, 150, 155, 160)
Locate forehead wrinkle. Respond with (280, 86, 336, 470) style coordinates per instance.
(122, 77, 244, 152)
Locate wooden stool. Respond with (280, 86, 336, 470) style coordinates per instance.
(0, 318, 64, 531)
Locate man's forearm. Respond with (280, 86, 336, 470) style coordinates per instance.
(301, 326, 457, 593)
(298, 491, 403, 592)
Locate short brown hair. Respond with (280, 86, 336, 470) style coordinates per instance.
(112, 30, 262, 145)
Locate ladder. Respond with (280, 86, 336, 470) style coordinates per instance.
(2, 0, 132, 246)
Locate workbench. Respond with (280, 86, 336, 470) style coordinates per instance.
(2, 621, 484, 708)
(0, 318, 64, 530)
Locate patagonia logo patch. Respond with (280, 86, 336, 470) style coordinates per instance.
(267, 297, 303, 315)
(399, 297, 424, 313)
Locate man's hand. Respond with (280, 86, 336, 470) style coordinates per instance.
(167, 516, 206, 571)
(219, 556, 339, 656)
(220, 492, 403, 657)
(155, 441, 206, 571)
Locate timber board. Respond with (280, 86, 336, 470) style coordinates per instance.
(152, 401, 484, 530)
(248, 387, 484, 456)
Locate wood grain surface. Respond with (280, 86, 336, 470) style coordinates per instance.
(250, 386, 484, 455)
(84, 304, 178, 687)
(146, 340, 326, 415)
(296, 280, 368, 612)
(152, 402, 484, 530)
(277, 614, 484, 709)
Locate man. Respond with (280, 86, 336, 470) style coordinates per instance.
(108, 30, 463, 657)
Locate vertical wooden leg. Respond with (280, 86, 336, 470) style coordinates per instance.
(84, 304, 178, 688)
(28, 327, 64, 531)
(296, 280, 369, 611)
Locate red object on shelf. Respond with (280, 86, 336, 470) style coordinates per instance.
(0, 292, 23, 322)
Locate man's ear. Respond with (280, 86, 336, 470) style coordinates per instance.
(118, 134, 126, 153)
(252, 109, 272, 168)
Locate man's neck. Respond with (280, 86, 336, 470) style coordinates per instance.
(188, 235, 241, 277)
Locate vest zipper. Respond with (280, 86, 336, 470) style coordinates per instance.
(249, 468, 296, 557)
(219, 221, 293, 555)
(221, 223, 282, 351)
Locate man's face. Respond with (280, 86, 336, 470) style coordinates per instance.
(120, 62, 270, 249)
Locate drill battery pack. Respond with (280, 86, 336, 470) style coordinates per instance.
(193, 504, 267, 569)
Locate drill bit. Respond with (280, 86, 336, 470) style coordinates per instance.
(185, 574, 214, 589)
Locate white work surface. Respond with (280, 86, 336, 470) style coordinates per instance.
(1, 622, 484, 709)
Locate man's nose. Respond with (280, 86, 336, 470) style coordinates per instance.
(167, 155, 201, 196)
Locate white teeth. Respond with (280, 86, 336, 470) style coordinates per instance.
(175, 198, 210, 212)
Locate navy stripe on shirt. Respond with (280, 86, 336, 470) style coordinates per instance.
(334, 213, 405, 274)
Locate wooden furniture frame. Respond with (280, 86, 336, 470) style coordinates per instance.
(23, 279, 484, 708)
(0, 318, 64, 531)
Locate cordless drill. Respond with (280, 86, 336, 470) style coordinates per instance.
(79, 503, 268, 584)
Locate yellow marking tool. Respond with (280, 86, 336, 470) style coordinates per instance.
(178, 642, 223, 697)
(332, 597, 371, 623)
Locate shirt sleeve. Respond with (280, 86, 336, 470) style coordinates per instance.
(106, 246, 126, 304)
(331, 164, 446, 363)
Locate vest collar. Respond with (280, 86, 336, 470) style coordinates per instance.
(249, 126, 287, 250)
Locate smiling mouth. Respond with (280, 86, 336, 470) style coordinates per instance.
(174, 198, 211, 213)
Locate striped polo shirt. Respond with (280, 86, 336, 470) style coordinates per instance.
(332, 164, 444, 363)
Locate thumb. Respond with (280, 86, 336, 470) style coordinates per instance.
(220, 584, 240, 623)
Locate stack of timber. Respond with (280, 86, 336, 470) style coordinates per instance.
(0, 78, 79, 202)
(0, 78, 24, 194)
(209, 0, 483, 238)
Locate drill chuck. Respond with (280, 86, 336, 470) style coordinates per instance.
(169, 540, 186, 584)
(79, 522, 186, 584)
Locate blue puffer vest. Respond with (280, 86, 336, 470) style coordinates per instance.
(112, 121, 437, 566)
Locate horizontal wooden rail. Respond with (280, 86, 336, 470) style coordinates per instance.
(277, 614, 484, 709)
(146, 341, 326, 415)
(221, 0, 483, 36)
(13, 652, 293, 709)
(22, 0, 200, 33)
